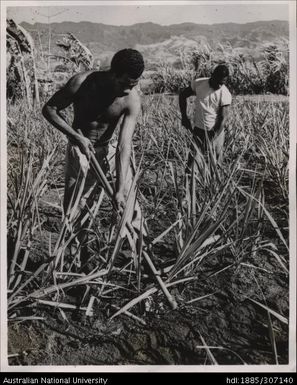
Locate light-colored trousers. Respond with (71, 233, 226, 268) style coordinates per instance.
(194, 127, 224, 161)
(64, 142, 142, 231)
(187, 127, 225, 172)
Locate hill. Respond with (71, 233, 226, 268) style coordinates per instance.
(20, 20, 288, 68)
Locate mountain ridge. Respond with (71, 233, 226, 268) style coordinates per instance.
(20, 19, 288, 49)
(18, 19, 288, 68)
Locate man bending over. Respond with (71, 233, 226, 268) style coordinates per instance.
(42, 48, 145, 234)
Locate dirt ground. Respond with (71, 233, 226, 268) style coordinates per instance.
(8, 197, 289, 366)
(8, 273, 288, 366)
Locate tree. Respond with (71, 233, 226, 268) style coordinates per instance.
(7, 19, 40, 108)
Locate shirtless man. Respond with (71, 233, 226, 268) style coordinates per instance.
(42, 49, 145, 218)
(179, 64, 232, 166)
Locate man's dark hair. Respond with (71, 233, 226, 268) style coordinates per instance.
(212, 64, 229, 79)
(110, 49, 145, 78)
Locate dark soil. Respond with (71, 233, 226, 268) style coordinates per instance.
(8, 205, 289, 366)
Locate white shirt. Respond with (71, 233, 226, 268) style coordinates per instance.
(191, 77, 232, 131)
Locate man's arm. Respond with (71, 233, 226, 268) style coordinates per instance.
(42, 73, 94, 158)
(178, 85, 195, 132)
(114, 91, 141, 211)
(213, 105, 229, 137)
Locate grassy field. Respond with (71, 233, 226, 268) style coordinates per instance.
(7, 93, 289, 365)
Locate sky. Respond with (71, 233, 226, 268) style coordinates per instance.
(6, 2, 289, 26)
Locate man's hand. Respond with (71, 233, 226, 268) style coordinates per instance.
(179, 86, 195, 133)
(181, 116, 193, 133)
(73, 135, 95, 160)
(114, 191, 126, 214)
(212, 105, 229, 138)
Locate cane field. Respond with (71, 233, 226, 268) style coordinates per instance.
(6, 37, 291, 366)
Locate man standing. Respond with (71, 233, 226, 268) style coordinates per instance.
(42, 49, 145, 220)
(179, 64, 232, 165)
